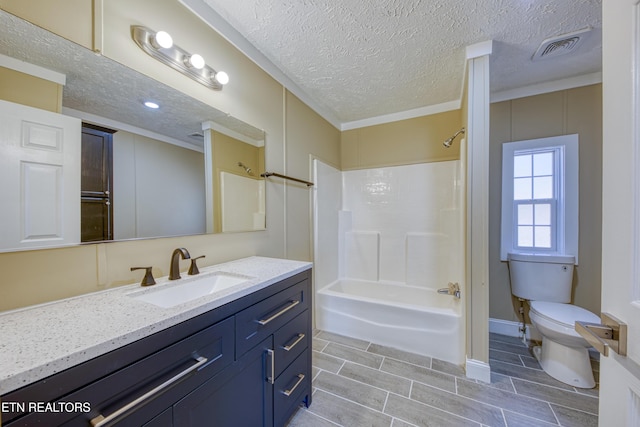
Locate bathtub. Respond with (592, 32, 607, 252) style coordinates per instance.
(316, 279, 464, 365)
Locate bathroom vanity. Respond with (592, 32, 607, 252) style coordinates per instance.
(0, 257, 312, 426)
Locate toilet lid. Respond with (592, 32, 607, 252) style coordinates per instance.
(529, 301, 600, 327)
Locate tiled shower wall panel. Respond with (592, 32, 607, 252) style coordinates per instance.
(341, 162, 461, 286)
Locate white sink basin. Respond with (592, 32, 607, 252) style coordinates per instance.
(130, 272, 253, 308)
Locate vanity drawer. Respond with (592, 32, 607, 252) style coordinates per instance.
(236, 279, 309, 357)
(274, 310, 309, 377)
(4, 317, 234, 426)
(274, 349, 310, 427)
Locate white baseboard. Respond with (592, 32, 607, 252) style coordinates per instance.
(466, 358, 491, 383)
(489, 318, 541, 342)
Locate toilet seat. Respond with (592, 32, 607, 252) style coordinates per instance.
(529, 301, 600, 329)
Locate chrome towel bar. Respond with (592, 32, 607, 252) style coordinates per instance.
(261, 172, 314, 187)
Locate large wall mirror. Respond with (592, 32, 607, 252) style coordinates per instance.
(0, 11, 266, 253)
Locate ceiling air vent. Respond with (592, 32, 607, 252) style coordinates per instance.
(532, 27, 592, 61)
(188, 132, 204, 139)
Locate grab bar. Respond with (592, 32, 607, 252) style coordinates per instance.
(260, 172, 314, 187)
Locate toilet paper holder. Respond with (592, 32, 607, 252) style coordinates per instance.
(575, 312, 627, 357)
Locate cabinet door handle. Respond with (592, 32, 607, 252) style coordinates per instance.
(89, 356, 208, 427)
(257, 300, 300, 325)
(267, 349, 275, 384)
(283, 333, 305, 352)
(282, 374, 305, 397)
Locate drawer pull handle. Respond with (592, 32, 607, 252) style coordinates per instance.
(267, 349, 275, 384)
(282, 374, 305, 397)
(90, 356, 208, 427)
(258, 300, 300, 325)
(283, 333, 306, 352)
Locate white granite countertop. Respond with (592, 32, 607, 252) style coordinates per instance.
(0, 256, 312, 396)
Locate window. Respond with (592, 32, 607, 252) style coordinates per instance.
(501, 135, 579, 262)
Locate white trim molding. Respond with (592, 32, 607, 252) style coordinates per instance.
(466, 358, 491, 383)
(0, 52, 66, 85)
(340, 100, 461, 131)
(491, 72, 602, 104)
(63, 108, 203, 153)
(466, 40, 494, 59)
(489, 318, 542, 342)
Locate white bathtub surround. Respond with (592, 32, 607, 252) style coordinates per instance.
(406, 232, 452, 289)
(219, 171, 265, 232)
(317, 279, 464, 365)
(344, 231, 380, 281)
(314, 160, 465, 366)
(313, 160, 342, 292)
(340, 162, 462, 285)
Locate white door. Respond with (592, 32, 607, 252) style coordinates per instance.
(599, 1, 640, 425)
(0, 100, 81, 251)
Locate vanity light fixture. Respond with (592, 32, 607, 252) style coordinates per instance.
(151, 30, 173, 49)
(131, 26, 229, 90)
(185, 53, 205, 70)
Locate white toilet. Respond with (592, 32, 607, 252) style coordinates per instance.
(507, 252, 600, 388)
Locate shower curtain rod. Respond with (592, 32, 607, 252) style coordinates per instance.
(260, 171, 314, 187)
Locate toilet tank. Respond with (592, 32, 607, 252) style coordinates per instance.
(507, 253, 575, 302)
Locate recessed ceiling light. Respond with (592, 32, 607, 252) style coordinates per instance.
(144, 101, 160, 109)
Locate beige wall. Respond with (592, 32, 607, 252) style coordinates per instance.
(341, 109, 462, 170)
(0, 67, 62, 112)
(489, 84, 603, 322)
(285, 91, 341, 261)
(0, 0, 94, 49)
(0, 1, 340, 311)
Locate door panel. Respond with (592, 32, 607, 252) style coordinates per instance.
(0, 99, 80, 251)
(599, 1, 640, 425)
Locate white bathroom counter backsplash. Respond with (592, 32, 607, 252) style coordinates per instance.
(0, 256, 312, 396)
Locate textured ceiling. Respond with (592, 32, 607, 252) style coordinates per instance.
(189, 0, 602, 125)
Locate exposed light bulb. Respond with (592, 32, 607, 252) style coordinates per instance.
(214, 71, 229, 85)
(144, 101, 159, 109)
(152, 31, 173, 49)
(185, 54, 205, 69)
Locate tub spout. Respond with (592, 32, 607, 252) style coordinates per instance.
(438, 282, 461, 299)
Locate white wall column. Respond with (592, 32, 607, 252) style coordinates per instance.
(465, 41, 492, 383)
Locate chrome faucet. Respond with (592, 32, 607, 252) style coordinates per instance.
(169, 248, 191, 280)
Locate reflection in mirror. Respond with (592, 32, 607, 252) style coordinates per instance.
(204, 126, 266, 233)
(0, 11, 265, 253)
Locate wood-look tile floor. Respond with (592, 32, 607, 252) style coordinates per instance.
(287, 331, 599, 427)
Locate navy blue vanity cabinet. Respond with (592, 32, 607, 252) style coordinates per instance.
(173, 336, 274, 426)
(1, 268, 312, 427)
(235, 276, 312, 427)
(2, 316, 236, 427)
(174, 270, 312, 427)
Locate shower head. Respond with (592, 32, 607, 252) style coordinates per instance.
(443, 127, 465, 148)
(238, 162, 253, 175)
